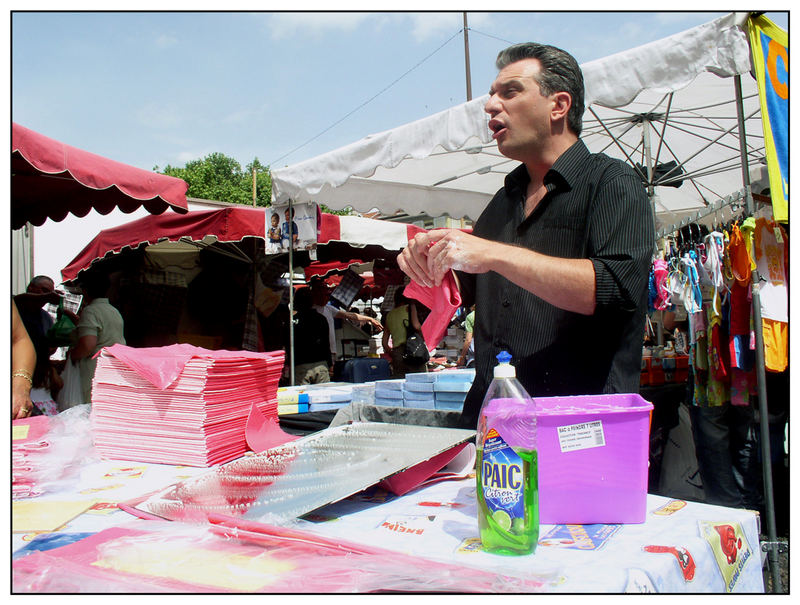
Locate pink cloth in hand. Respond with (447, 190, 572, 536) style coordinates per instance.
(403, 271, 462, 353)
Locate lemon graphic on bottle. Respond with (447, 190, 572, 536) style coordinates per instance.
(492, 509, 512, 532)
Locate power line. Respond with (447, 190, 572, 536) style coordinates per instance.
(468, 27, 515, 46)
(269, 28, 465, 168)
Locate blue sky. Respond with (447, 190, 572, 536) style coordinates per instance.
(11, 9, 789, 175)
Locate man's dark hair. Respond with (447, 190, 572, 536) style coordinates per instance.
(496, 42, 585, 136)
(294, 286, 313, 312)
(27, 275, 54, 292)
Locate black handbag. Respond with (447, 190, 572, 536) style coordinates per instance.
(46, 298, 77, 347)
(402, 319, 429, 365)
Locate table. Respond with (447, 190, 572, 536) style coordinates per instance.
(12, 420, 764, 593)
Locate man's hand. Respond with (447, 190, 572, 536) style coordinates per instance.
(399, 229, 495, 287)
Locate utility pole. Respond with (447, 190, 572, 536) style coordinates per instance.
(252, 166, 257, 207)
(463, 12, 472, 101)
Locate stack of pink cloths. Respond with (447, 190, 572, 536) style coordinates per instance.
(90, 344, 284, 467)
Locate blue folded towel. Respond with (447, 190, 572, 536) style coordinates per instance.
(403, 381, 435, 392)
(374, 397, 404, 408)
(434, 381, 472, 393)
(405, 372, 438, 383)
(374, 379, 405, 392)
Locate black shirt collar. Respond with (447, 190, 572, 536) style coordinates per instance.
(503, 139, 589, 195)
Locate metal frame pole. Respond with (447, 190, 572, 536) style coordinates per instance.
(735, 73, 782, 592)
(288, 199, 295, 386)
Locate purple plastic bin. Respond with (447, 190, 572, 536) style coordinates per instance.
(536, 393, 653, 524)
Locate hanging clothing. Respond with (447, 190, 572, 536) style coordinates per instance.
(754, 217, 789, 372)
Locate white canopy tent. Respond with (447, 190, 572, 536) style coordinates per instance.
(272, 12, 765, 232)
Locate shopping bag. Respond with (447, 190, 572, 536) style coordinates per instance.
(56, 359, 85, 411)
(46, 299, 77, 348)
(403, 321, 429, 365)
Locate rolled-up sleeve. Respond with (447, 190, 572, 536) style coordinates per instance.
(589, 170, 654, 313)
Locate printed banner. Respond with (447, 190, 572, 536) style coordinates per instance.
(265, 202, 319, 254)
(748, 15, 788, 223)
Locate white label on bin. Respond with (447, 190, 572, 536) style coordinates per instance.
(557, 420, 606, 452)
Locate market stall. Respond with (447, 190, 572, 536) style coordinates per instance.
(58, 206, 427, 384)
(269, 11, 785, 589)
(12, 410, 764, 593)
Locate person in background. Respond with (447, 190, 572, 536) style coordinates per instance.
(382, 291, 427, 378)
(281, 207, 299, 250)
(14, 275, 74, 413)
(69, 271, 126, 404)
(457, 305, 476, 368)
(286, 287, 332, 385)
(267, 212, 282, 253)
(12, 301, 37, 419)
(310, 279, 383, 365)
(398, 42, 654, 428)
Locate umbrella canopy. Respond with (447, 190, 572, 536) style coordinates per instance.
(12, 122, 189, 230)
(61, 206, 424, 283)
(271, 13, 762, 228)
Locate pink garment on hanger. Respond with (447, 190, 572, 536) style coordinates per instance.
(403, 271, 462, 353)
(653, 258, 670, 310)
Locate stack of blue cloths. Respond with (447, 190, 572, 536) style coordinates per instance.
(374, 379, 405, 407)
(433, 369, 476, 411)
(402, 372, 437, 409)
(306, 383, 353, 412)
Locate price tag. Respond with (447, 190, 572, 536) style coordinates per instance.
(557, 420, 606, 453)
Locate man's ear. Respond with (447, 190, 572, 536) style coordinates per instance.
(551, 91, 572, 123)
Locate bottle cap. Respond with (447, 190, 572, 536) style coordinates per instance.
(493, 350, 516, 378)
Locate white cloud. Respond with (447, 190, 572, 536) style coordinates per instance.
(154, 33, 178, 49)
(262, 12, 475, 42)
(264, 12, 379, 40)
(654, 11, 720, 26)
(406, 13, 462, 42)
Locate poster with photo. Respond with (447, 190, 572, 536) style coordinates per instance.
(265, 202, 318, 254)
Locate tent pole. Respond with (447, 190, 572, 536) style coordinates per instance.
(288, 199, 295, 386)
(641, 118, 659, 259)
(463, 12, 472, 101)
(735, 73, 782, 592)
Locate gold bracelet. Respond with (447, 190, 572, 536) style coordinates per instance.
(12, 371, 33, 385)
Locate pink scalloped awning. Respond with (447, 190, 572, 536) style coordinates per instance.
(12, 122, 189, 229)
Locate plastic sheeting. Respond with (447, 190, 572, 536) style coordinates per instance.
(132, 422, 474, 524)
(12, 520, 551, 593)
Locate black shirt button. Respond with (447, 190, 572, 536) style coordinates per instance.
(502, 300, 510, 307)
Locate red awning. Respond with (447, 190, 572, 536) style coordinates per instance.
(61, 206, 265, 281)
(61, 207, 421, 283)
(12, 122, 189, 230)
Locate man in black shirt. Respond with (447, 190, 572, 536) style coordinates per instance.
(287, 287, 333, 385)
(399, 43, 654, 428)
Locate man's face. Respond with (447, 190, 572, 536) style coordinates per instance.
(485, 58, 553, 161)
